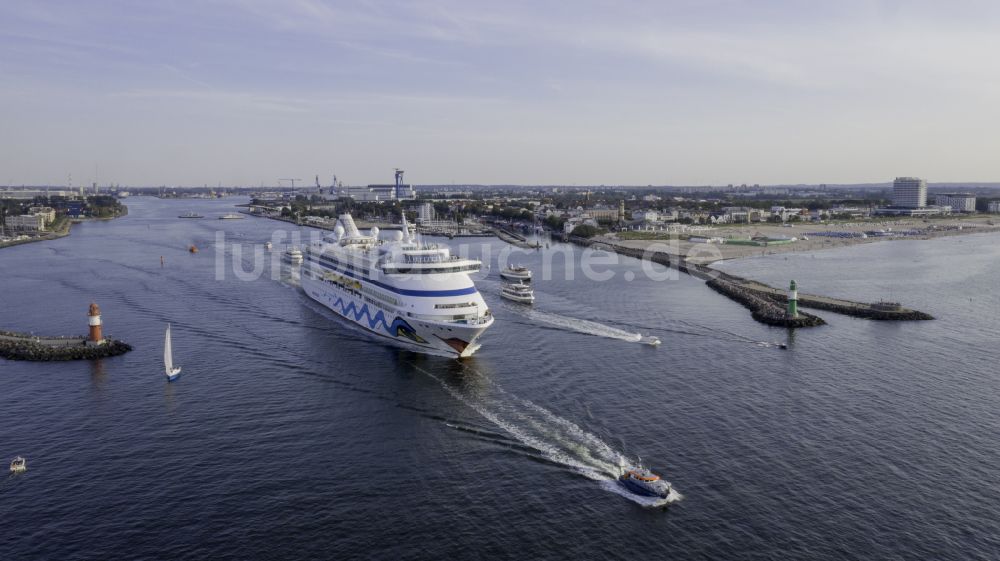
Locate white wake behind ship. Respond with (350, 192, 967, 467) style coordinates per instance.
(302, 214, 493, 357)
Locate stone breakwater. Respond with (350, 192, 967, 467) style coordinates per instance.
(705, 278, 826, 327)
(0, 331, 132, 361)
(565, 236, 933, 327)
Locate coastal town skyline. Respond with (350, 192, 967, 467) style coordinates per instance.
(4, 0, 1000, 186)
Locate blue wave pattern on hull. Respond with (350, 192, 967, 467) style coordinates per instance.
(317, 289, 427, 344)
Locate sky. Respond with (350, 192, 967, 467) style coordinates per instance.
(2, 0, 1000, 187)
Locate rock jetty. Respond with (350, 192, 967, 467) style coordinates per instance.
(0, 331, 132, 361)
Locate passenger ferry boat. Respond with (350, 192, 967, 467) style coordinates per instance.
(284, 247, 304, 264)
(500, 265, 532, 282)
(500, 281, 534, 304)
(302, 214, 493, 357)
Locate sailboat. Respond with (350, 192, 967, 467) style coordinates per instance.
(164, 324, 182, 381)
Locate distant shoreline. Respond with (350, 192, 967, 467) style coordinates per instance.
(606, 215, 1000, 265)
(0, 208, 128, 250)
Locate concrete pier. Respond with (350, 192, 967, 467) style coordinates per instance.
(493, 227, 540, 249)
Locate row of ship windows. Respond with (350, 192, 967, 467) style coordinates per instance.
(387, 265, 479, 274)
(360, 284, 399, 307)
(434, 302, 477, 309)
(320, 253, 475, 276)
(320, 255, 368, 277)
(404, 255, 444, 263)
(309, 266, 401, 308)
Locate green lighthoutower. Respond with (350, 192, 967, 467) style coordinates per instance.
(787, 279, 799, 318)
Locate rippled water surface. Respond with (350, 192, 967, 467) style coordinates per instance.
(2, 197, 999, 559)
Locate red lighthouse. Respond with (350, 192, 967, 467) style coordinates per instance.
(88, 303, 104, 343)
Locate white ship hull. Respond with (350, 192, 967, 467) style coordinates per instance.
(302, 274, 491, 358)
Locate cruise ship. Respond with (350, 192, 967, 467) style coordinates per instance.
(302, 214, 493, 357)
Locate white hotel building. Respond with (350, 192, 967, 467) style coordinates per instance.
(892, 177, 927, 208)
(934, 193, 976, 213)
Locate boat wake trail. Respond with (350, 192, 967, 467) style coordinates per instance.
(613, 318, 786, 349)
(503, 305, 660, 346)
(410, 362, 681, 507)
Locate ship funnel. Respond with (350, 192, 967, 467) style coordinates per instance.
(400, 212, 412, 242)
(338, 214, 361, 238)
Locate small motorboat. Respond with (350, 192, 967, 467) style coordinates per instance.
(500, 265, 532, 282)
(500, 281, 534, 304)
(188, 245, 198, 253)
(178, 212, 204, 219)
(218, 213, 244, 220)
(9, 456, 26, 474)
(618, 464, 673, 499)
(264, 241, 273, 251)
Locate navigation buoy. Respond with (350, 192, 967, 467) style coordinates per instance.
(787, 280, 799, 319)
(88, 303, 104, 344)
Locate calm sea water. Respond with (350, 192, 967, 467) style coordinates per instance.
(2, 197, 999, 560)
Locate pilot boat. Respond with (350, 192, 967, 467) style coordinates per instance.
(618, 465, 673, 499)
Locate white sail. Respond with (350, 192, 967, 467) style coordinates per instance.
(164, 324, 174, 373)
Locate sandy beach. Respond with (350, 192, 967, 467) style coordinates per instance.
(604, 215, 1000, 264)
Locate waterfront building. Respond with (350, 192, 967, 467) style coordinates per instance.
(830, 205, 869, 219)
(337, 185, 405, 202)
(935, 193, 976, 213)
(335, 170, 416, 202)
(7, 214, 45, 232)
(988, 201, 1000, 213)
(892, 177, 927, 208)
(0, 189, 78, 200)
(770, 206, 805, 222)
(873, 206, 948, 217)
(28, 206, 56, 226)
(564, 216, 599, 233)
(586, 208, 620, 221)
(635, 210, 659, 223)
(418, 203, 434, 223)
